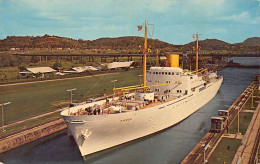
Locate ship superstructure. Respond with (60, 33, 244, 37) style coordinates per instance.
(61, 21, 223, 157)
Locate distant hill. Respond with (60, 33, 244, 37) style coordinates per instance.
(0, 35, 174, 50)
(91, 36, 174, 50)
(0, 35, 259, 52)
(241, 37, 260, 46)
(0, 35, 82, 49)
(186, 39, 230, 48)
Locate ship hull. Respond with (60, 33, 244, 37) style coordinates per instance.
(62, 77, 223, 157)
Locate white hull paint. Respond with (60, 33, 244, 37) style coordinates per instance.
(62, 77, 223, 157)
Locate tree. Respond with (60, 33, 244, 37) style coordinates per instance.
(53, 62, 62, 70)
(35, 72, 43, 78)
(100, 64, 108, 71)
(30, 56, 40, 63)
(16, 56, 29, 65)
(0, 55, 14, 67)
(19, 66, 26, 71)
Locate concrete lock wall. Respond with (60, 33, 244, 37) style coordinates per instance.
(0, 118, 67, 153)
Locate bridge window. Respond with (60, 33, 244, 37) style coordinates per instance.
(165, 72, 168, 75)
(153, 72, 155, 74)
(172, 72, 174, 75)
(159, 72, 161, 75)
(162, 72, 164, 75)
(156, 72, 158, 74)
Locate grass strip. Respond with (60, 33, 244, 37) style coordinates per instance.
(207, 138, 242, 164)
(0, 112, 61, 137)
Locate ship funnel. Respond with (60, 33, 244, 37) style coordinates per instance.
(166, 54, 179, 67)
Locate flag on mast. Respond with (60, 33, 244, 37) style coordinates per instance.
(138, 25, 142, 31)
(192, 35, 195, 38)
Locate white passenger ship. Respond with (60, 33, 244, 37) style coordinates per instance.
(61, 21, 223, 157)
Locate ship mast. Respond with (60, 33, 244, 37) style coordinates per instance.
(143, 20, 147, 92)
(195, 32, 199, 75)
(156, 49, 159, 67)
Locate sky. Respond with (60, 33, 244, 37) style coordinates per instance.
(0, 0, 259, 45)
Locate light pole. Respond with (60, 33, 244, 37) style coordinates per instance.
(251, 90, 254, 108)
(138, 74, 143, 86)
(111, 80, 117, 89)
(237, 108, 240, 135)
(111, 80, 118, 103)
(67, 88, 76, 104)
(1, 102, 11, 132)
(202, 143, 210, 163)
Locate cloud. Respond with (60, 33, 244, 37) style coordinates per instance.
(3, 0, 259, 44)
(255, 0, 260, 7)
(144, 0, 176, 13)
(14, 0, 225, 20)
(218, 11, 259, 24)
(15, 0, 177, 20)
(193, 0, 225, 3)
(172, 0, 226, 19)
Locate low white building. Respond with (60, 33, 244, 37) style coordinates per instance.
(101, 61, 134, 70)
(64, 66, 98, 73)
(19, 67, 56, 78)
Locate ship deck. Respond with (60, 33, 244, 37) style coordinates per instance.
(140, 97, 178, 110)
(76, 95, 180, 116)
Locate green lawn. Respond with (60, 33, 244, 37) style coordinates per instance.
(228, 112, 253, 134)
(0, 69, 142, 125)
(208, 89, 259, 163)
(227, 89, 259, 134)
(242, 89, 260, 111)
(208, 138, 241, 164)
(0, 66, 20, 81)
(0, 55, 153, 83)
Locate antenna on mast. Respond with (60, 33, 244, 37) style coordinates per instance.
(192, 32, 202, 74)
(143, 20, 148, 92)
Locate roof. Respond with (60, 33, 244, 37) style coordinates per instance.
(218, 110, 229, 112)
(22, 67, 56, 74)
(211, 117, 224, 120)
(64, 66, 98, 73)
(106, 61, 133, 69)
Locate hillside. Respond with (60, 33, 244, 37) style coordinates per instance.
(241, 37, 260, 46)
(186, 39, 230, 48)
(0, 35, 259, 52)
(0, 35, 174, 50)
(91, 36, 173, 49)
(0, 35, 82, 49)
